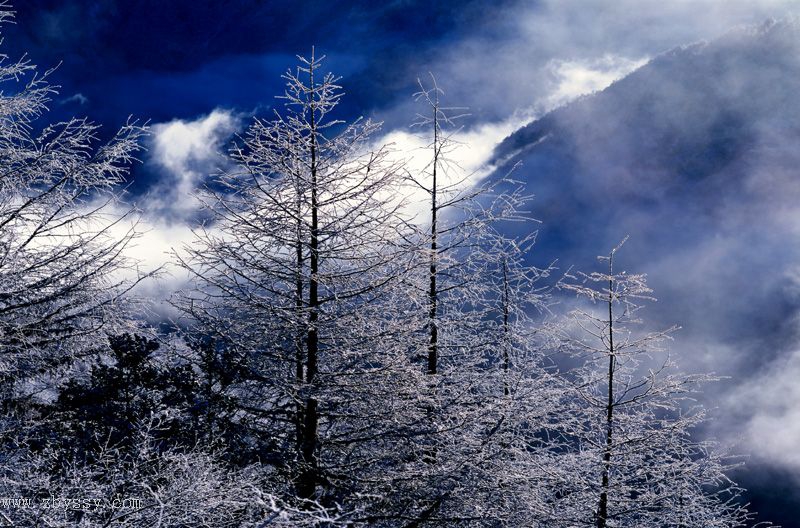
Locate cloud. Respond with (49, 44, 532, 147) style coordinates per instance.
(544, 55, 647, 108)
(60, 93, 89, 106)
(112, 109, 244, 305)
(62, 196, 197, 309)
(131, 106, 536, 302)
(145, 109, 240, 220)
(373, 108, 535, 221)
(377, 0, 800, 130)
(734, 344, 800, 476)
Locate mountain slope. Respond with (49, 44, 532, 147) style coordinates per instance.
(495, 18, 800, 179)
(490, 19, 800, 526)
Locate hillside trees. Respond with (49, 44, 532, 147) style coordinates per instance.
(550, 240, 759, 527)
(0, 0, 771, 521)
(0, 411, 271, 527)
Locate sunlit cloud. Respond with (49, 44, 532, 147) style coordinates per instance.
(145, 108, 240, 220)
(544, 55, 647, 108)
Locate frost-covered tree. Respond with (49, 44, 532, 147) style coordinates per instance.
(549, 239, 760, 527)
(0, 5, 168, 523)
(0, 414, 275, 527)
(176, 50, 419, 516)
(50, 334, 199, 456)
(382, 77, 562, 526)
(0, 4, 147, 410)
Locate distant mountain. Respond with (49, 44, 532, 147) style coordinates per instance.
(488, 16, 800, 343)
(491, 18, 800, 527)
(495, 17, 800, 180)
(492, 17, 800, 241)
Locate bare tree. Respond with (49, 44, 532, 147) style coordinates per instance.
(175, 50, 417, 515)
(550, 239, 762, 527)
(383, 76, 563, 526)
(0, 4, 148, 412)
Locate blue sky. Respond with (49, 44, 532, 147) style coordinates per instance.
(8, 0, 517, 136)
(9, 1, 800, 524)
(9, 1, 794, 136)
(7, 0, 797, 200)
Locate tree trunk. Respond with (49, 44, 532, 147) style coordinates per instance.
(597, 258, 615, 528)
(298, 51, 320, 501)
(427, 96, 438, 377)
(294, 188, 305, 453)
(501, 258, 510, 396)
(423, 94, 440, 469)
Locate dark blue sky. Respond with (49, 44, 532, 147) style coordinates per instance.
(7, 0, 519, 135)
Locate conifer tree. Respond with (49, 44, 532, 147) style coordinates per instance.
(550, 239, 758, 527)
(176, 51, 414, 515)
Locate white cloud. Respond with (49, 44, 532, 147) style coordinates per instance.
(60, 93, 89, 106)
(146, 109, 239, 219)
(64, 198, 197, 304)
(18, 108, 237, 301)
(545, 55, 647, 108)
(90, 109, 244, 302)
(135, 106, 531, 297)
(735, 346, 800, 476)
(375, 109, 536, 220)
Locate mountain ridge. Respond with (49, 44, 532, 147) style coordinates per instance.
(492, 16, 800, 178)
